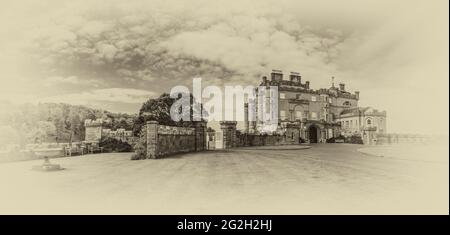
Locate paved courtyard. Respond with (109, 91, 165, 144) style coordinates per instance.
(0, 144, 447, 214)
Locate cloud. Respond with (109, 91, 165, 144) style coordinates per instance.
(38, 88, 156, 105)
(0, 0, 447, 133)
(43, 76, 101, 88)
(16, 0, 353, 88)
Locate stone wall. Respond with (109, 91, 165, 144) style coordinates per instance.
(219, 121, 288, 149)
(235, 132, 284, 147)
(375, 133, 433, 145)
(145, 121, 207, 159)
(219, 121, 237, 149)
(84, 119, 103, 142)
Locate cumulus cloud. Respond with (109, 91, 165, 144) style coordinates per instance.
(17, 0, 351, 88)
(0, 0, 447, 133)
(43, 76, 101, 87)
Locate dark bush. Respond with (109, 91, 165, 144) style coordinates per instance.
(347, 135, 363, 144)
(299, 137, 306, 143)
(99, 137, 133, 152)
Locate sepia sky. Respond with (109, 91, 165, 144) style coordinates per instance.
(0, 0, 448, 134)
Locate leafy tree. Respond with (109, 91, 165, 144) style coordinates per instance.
(132, 93, 206, 136)
(27, 121, 57, 144)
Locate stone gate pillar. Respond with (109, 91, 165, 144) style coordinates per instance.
(244, 103, 249, 133)
(146, 121, 159, 159)
(194, 121, 207, 151)
(220, 121, 237, 149)
(206, 128, 216, 150)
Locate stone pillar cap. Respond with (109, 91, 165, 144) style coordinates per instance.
(219, 121, 238, 124)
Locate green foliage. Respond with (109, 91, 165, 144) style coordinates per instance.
(99, 137, 133, 153)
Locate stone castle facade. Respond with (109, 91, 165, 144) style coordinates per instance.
(244, 70, 387, 143)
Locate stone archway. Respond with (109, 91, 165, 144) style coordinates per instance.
(308, 125, 318, 143)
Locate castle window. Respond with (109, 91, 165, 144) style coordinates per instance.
(295, 111, 302, 120)
(343, 101, 350, 106)
(311, 96, 317, 102)
(366, 119, 372, 125)
(280, 111, 286, 120)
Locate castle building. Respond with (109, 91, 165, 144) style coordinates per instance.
(337, 107, 387, 136)
(84, 119, 133, 143)
(245, 70, 387, 143)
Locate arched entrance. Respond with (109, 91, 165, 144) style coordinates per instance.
(308, 125, 318, 143)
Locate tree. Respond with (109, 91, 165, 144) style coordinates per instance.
(132, 93, 206, 136)
(27, 121, 57, 144)
(0, 125, 20, 146)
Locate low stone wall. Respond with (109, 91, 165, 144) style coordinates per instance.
(375, 134, 433, 145)
(146, 121, 207, 158)
(219, 121, 289, 149)
(235, 132, 284, 147)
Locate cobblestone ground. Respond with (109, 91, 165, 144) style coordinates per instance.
(0, 143, 447, 214)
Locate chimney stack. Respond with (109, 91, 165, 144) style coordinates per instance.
(339, 83, 345, 91)
(289, 72, 301, 83)
(305, 81, 310, 89)
(271, 70, 283, 81)
(355, 91, 360, 100)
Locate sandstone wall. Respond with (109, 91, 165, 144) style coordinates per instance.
(145, 121, 207, 159)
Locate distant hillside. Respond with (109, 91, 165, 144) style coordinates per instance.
(0, 102, 136, 147)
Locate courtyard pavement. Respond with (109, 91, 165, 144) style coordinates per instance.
(0, 143, 447, 214)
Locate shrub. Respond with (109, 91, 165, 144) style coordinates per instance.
(326, 135, 345, 143)
(99, 137, 133, 152)
(131, 129, 147, 160)
(347, 135, 363, 144)
(131, 141, 146, 160)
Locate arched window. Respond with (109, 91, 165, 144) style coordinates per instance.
(366, 119, 372, 125)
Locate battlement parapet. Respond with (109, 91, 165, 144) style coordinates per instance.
(84, 119, 103, 127)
